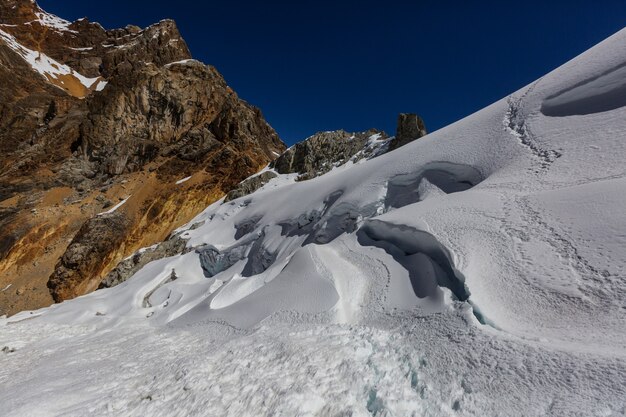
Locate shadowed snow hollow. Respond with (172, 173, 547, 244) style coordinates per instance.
(541, 62, 626, 116)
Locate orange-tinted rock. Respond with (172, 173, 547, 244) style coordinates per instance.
(0, 1, 285, 314)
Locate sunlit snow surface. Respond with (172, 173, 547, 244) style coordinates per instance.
(175, 176, 193, 185)
(2, 28, 626, 417)
(97, 196, 130, 216)
(32, 9, 78, 33)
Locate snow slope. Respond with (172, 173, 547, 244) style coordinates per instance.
(2, 28, 626, 417)
(0, 28, 106, 97)
(31, 7, 78, 33)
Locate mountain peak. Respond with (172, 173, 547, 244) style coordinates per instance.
(0, 3, 284, 314)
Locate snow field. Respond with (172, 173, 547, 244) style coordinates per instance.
(3, 23, 626, 417)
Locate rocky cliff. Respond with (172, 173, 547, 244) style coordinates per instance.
(271, 129, 390, 180)
(270, 117, 427, 181)
(389, 113, 427, 151)
(0, 0, 285, 314)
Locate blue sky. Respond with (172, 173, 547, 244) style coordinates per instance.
(40, 0, 626, 145)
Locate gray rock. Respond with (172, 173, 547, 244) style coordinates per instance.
(271, 129, 388, 181)
(99, 235, 188, 289)
(225, 171, 277, 202)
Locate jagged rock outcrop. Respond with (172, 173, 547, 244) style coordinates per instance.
(224, 171, 278, 202)
(0, 1, 190, 79)
(270, 116, 427, 184)
(389, 113, 427, 151)
(271, 129, 389, 180)
(79, 59, 283, 177)
(0, 1, 285, 315)
(99, 235, 188, 289)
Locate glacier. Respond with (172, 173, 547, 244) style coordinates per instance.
(1, 27, 626, 417)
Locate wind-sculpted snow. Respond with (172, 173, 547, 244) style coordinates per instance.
(3, 27, 626, 417)
(357, 220, 470, 303)
(384, 162, 483, 210)
(177, 246, 339, 328)
(277, 190, 344, 239)
(541, 62, 626, 116)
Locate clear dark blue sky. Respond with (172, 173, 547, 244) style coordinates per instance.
(40, 0, 626, 145)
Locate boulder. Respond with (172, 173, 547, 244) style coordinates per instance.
(48, 213, 130, 302)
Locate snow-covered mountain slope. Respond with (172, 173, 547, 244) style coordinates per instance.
(2, 28, 626, 417)
(0, 28, 106, 97)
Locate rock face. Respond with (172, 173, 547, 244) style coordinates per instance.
(79, 59, 283, 178)
(0, 1, 285, 315)
(0, 1, 190, 80)
(271, 129, 389, 180)
(48, 213, 131, 302)
(225, 171, 278, 202)
(270, 118, 426, 183)
(99, 235, 188, 289)
(389, 113, 427, 151)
